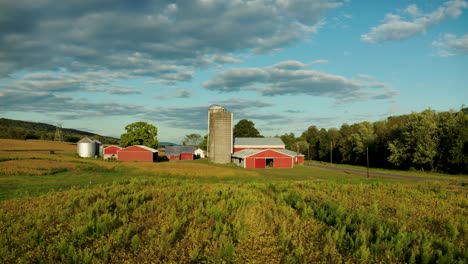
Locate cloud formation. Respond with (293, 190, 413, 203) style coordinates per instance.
(433, 33, 468, 57)
(0, 0, 341, 77)
(361, 0, 467, 43)
(203, 60, 396, 102)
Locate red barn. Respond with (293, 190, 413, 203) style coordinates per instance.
(233, 137, 285, 152)
(296, 154, 305, 165)
(103, 145, 122, 160)
(231, 149, 300, 169)
(118, 145, 158, 162)
(164, 146, 195, 161)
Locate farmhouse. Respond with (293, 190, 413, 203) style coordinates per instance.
(103, 145, 122, 160)
(165, 146, 196, 161)
(194, 148, 205, 158)
(118, 145, 158, 162)
(233, 137, 285, 152)
(232, 148, 302, 168)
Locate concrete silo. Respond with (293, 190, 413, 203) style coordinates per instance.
(77, 137, 96, 158)
(208, 105, 233, 164)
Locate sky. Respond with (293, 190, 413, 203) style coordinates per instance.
(1, 0, 467, 143)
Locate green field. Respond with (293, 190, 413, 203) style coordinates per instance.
(0, 140, 467, 263)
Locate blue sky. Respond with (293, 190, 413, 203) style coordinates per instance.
(1, 0, 467, 143)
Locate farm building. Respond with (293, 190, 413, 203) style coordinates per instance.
(232, 148, 302, 169)
(103, 145, 122, 160)
(165, 146, 196, 161)
(77, 137, 97, 158)
(233, 137, 285, 152)
(118, 145, 158, 162)
(194, 148, 205, 158)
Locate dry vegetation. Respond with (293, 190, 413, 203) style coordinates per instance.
(0, 139, 466, 263)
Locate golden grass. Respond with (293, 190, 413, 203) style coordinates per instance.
(0, 159, 78, 175)
(0, 139, 76, 152)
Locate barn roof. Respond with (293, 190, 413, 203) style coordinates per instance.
(121, 145, 158, 152)
(232, 148, 303, 159)
(136, 145, 158, 152)
(104, 145, 122, 149)
(78, 137, 94, 143)
(231, 149, 263, 158)
(234, 137, 285, 147)
(165, 146, 196, 155)
(276, 149, 305, 156)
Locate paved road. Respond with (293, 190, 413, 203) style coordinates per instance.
(305, 163, 456, 182)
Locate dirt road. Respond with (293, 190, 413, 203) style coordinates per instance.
(305, 163, 457, 182)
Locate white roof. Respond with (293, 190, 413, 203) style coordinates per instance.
(122, 145, 158, 152)
(231, 148, 298, 159)
(234, 137, 285, 147)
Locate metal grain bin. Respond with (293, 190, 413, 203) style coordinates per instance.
(77, 137, 96, 157)
(94, 139, 103, 157)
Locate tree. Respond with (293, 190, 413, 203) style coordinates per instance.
(199, 135, 208, 151)
(279, 133, 297, 150)
(120, 121, 158, 149)
(388, 110, 439, 171)
(233, 119, 262, 137)
(182, 133, 202, 146)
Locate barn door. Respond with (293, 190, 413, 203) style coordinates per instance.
(255, 158, 266, 168)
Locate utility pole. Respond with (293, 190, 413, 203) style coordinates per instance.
(366, 146, 369, 178)
(296, 142, 299, 164)
(54, 123, 63, 142)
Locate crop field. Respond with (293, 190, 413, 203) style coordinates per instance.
(0, 139, 467, 263)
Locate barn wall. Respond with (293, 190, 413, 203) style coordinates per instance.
(297, 156, 304, 165)
(245, 158, 255, 168)
(104, 146, 121, 155)
(180, 153, 193, 160)
(241, 149, 295, 169)
(118, 151, 153, 162)
(168, 155, 179, 160)
(274, 157, 293, 168)
(255, 158, 266, 168)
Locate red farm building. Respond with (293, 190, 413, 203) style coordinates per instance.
(165, 146, 196, 161)
(231, 148, 304, 169)
(103, 145, 122, 160)
(231, 137, 304, 168)
(117, 145, 158, 162)
(233, 137, 285, 152)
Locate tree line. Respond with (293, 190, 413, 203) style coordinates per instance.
(279, 108, 468, 174)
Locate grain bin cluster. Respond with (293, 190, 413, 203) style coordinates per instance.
(77, 137, 103, 158)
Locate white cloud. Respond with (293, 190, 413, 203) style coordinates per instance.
(433, 33, 468, 57)
(203, 60, 396, 103)
(361, 0, 468, 43)
(310, 59, 329, 65)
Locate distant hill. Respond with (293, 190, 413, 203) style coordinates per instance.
(0, 118, 119, 144)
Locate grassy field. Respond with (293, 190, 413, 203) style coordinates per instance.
(0, 139, 467, 263)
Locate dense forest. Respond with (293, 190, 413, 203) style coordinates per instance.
(280, 108, 468, 174)
(0, 118, 119, 144)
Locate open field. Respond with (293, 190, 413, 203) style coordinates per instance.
(0, 139, 467, 263)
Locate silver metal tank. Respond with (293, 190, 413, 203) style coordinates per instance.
(77, 137, 96, 157)
(94, 139, 103, 157)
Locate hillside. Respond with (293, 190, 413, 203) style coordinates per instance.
(0, 118, 119, 144)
